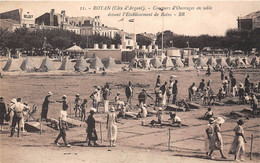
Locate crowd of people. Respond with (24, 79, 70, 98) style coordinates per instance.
(0, 68, 259, 161)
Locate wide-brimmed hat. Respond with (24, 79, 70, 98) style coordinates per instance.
(11, 98, 16, 103)
(48, 91, 53, 96)
(215, 117, 225, 124)
(117, 92, 120, 95)
(239, 83, 243, 88)
(142, 88, 146, 91)
(62, 95, 67, 99)
(110, 107, 115, 112)
(158, 107, 162, 111)
(209, 118, 215, 123)
(75, 94, 79, 97)
(237, 119, 244, 125)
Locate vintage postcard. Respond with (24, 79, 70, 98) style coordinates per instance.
(0, 1, 259, 162)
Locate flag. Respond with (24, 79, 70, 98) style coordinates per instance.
(129, 19, 134, 22)
(118, 18, 124, 22)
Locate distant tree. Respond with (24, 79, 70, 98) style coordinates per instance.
(136, 34, 152, 46)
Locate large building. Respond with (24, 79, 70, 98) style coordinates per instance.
(237, 11, 260, 31)
(35, 9, 80, 34)
(0, 8, 35, 32)
(69, 16, 119, 38)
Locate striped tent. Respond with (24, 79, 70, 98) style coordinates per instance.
(40, 57, 55, 70)
(207, 56, 217, 67)
(20, 57, 36, 71)
(162, 56, 174, 67)
(58, 57, 74, 70)
(2, 58, 21, 71)
(150, 57, 162, 68)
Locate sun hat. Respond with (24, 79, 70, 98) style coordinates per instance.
(62, 95, 67, 98)
(75, 94, 79, 97)
(11, 98, 16, 103)
(215, 117, 225, 124)
(209, 117, 215, 122)
(158, 107, 162, 111)
(110, 107, 115, 112)
(48, 91, 53, 95)
(142, 88, 146, 91)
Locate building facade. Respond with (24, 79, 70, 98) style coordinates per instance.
(237, 11, 260, 31)
(0, 8, 35, 32)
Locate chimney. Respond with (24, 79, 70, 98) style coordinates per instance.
(50, 9, 55, 26)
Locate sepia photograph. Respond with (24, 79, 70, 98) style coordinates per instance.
(0, 0, 260, 162)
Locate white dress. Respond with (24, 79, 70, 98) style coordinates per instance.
(107, 113, 117, 141)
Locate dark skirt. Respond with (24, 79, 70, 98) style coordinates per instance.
(87, 128, 98, 141)
(41, 108, 48, 119)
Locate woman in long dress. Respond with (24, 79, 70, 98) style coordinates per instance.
(208, 117, 227, 159)
(229, 119, 247, 161)
(106, 107, 117, 147)
(86, 110, 98, 146)
(205, 118, 214, 156)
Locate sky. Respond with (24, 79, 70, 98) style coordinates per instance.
(0, 1, 259, 36)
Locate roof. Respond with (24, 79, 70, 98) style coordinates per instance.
(65, 45, 84, 52)
(239, 11, 260, 19)
(165, 47, 180, 50)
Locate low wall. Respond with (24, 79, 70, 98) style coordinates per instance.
(86, 49, 122, 61)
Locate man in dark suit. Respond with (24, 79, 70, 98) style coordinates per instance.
(172, 80, 178, 104)
(125, 81, 133, 105)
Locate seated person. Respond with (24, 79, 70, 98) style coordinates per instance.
(169, 112, 182, 126)
(244, 93, 250, 104)
(137, 103, 147, 118)
(156, 108, 163, 124)
(115, 92, 124, 110)
(204, 107, 213, 120)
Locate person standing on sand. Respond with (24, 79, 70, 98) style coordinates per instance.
(125, 81, 133, 105)
(74, 94, 82, 118)
(86, 110, 98, 146)
(244, 75, 250, 94)
(138, 89, 153, 105)
(172, 80, 178, 104)
(80, 99, 87, 121)
(103, 83, 111, 113)
(10, 98, 30, 137)
(205, 118, 215, 156)
(0, 97, 7, 130)
(41, 92, 54, 121)
(208, 117, 227, 159)
(160, 81, 168, 106)
(54, 95, 71, 147)
(106, 107, 118, 147)
(229, 119, 247, 161)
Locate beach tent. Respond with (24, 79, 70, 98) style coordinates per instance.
(217, 57, 228, 67)
(58, 57, 74, 70)
(196, 57, 207, 67)
(40, 57, 55, 70)
(243, 57, 250, 65)
(2, 58, 21, 71)
(187, 57, 195, 67)
(174, 58, 184, 68)
(226, 56, 235, 66)
(129, 56, 139, 68)
(103, 56, 117, 69)
(90, 56, 104, 70)
(150, 57, 162, 68)
(251, 57, 260, 67)
(207, 56, 217, 67)
(235, 56, 245, 67)
(162, 56, 174, 67)
(74, 57, 88, 71)
(20, 57, 36, 71)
